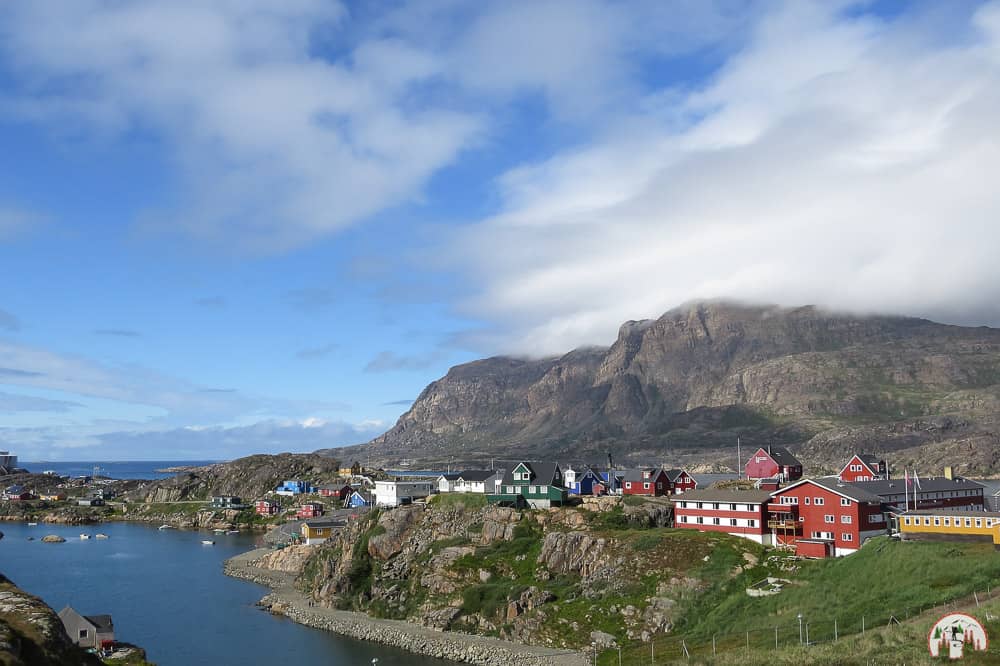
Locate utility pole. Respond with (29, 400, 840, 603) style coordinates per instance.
(737, 436, 742, 479)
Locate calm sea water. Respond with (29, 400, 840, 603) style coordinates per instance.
(0, 521, 450, 665)
(18, 460, 219, 480)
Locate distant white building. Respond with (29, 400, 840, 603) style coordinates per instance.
(373, 480, 435, 507)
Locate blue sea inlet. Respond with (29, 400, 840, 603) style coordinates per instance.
(0, 521, 451, 665)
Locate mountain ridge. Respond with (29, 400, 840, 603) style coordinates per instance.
(327, 302, 1000, 475)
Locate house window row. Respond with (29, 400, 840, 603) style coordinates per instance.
(678, 501, 758, 511)
(903, 515, 992, 528)
(679, 515, 757, 528)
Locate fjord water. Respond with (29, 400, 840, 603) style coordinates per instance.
(19, 460, 219, 480)
(0, 521, 449, 665)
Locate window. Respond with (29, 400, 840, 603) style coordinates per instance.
(841, 515, 852, 524)
(843, 533, 853, 542)
(712, 517, 720, 525)
(814, 497, 825, 506)
(976, 518, 983, 528)
(505, 486, 514, 494)
(748, 520, 756, 527)
(713, 503, 720, 510)
(903, 517, 911, 525)
(79, 629, 89, 639)
(678, 501, 687, 509)
(841, 498, 851, 506)
(625, 482, 632, 489)
(644, 483, 651, 490)
(656, 482, 662, 490)
(680, 515, 688, 523)
(824, 515, 835, 523)
(730, 518, 737, 526)
(730, 503, 737, 511)
(804, 497, 810, 505)
(943, 517, 951, 526)
(696, 516, 704, 524)
(923, 517, 930, 526)
(749, 504, 757, 511)
(934, 517, 941, 526)
(696, 502, 703, 509)
(529, 485, 537, 494)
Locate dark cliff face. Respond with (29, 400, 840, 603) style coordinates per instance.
(346, 302, 1000, 473)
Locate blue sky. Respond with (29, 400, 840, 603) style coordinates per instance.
(1, 0, 999, 460)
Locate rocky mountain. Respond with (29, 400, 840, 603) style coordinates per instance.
(0, 574, 103, 666)
(333, 302, 1000, 475)
(127, 453, 343, 503)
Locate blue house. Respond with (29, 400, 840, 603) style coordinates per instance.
(576, 467, 608, 495)
(596, 468, 625, 494)
(345, 489, 372, 508)
(275, 480, 314, 496)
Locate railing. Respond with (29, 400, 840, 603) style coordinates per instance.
(768, 519, 801, 530)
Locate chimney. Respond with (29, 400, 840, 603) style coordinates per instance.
(944, 466, 954, 480)
(608, 451, 614, 470)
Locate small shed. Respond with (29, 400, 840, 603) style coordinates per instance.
(58, 606, 114, 649)
(795, 538, 834, 559)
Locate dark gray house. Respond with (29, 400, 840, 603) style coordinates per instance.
(58, 606, 114, 649)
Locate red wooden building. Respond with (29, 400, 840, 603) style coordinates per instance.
(622, 468, 671, 496)
(674, 489, 772, 544)
(838, 454, 888, 482)
(255, 499, 281, 516)
(769, 478, 887, 556)
(664, 469, 698, 495)
(296, 502, 325, 519)
(318, 483, 353, 501)
(744, 447, 802, 482)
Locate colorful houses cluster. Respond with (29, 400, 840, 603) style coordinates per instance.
(675, 448, 987, 558)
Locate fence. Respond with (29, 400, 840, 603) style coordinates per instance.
(589, 583, 1000, 664)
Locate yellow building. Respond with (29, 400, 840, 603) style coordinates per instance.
(899, 510, 1000, 546)
(39, 492, 67, 501)
(300, 519, 339, 545)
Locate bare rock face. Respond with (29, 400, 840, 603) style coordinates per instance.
(255, 544, 315, 574)
(538, 532, 619, 581)
(336, 301, 1000, 474)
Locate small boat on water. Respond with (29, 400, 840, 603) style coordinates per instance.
(95, 533, 109, 539)
(27, 522, 37, 526)
(213, 528, 226, 534)
(158, 525, 173, 530)
(201, 539, 215, 545)
(227, 530, 239, 534)
(26, 536, 33, 541)
(80, 534, 90, 539)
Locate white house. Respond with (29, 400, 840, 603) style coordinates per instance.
(454, 470, 502, 494)
(374, 480, 435, 507)
(437, 473, 461, 493)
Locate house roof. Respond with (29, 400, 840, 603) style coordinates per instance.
(622, 468, 666, 483)
(772, 477, 884, 504)
(855, 453, 883, 467)
(765, 447, 802, 467)
(456, 470, 495, 482)
(849, 476, 985, 496)
(303, 518, 344, 528)
(674, 488, 772, 503)
(438, 473, 461, 481)
(84, 615, 114, 632)
(502, 461, 561, 485)
(350, 489, 373, 500)
(664, 469, 689, 482)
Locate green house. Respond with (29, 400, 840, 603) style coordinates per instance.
(487, 461, 568, 508)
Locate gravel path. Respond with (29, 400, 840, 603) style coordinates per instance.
(224, 548, 587, 666)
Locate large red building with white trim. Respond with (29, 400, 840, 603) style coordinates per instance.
(769, 478, 888, 556)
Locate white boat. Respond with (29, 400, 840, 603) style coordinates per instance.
(27, 522, 37, 526)
(227, 530, 239, 534)
(213, 528, 226, 533)
(95, 533, 109, 539)
(158, 524, 173, 530)
(80, 534, 90, 539)
(201, 539, 215, 545)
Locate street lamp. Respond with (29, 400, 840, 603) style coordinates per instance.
(797, 613, 804, 645)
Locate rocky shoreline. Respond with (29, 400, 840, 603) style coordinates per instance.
(224, 548, 586, 666)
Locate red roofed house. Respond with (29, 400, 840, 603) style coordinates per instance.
(768, 478, 887, 557)
(838, 454, 888, 482)
(745, 447, 802, 482)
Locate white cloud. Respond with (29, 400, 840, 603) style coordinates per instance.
(0, 1, 482, 251)
(454, 1, 1000, 354)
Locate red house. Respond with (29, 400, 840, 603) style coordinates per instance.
(674, 489, 772, 544)
(622, 468, 671, 496)
(838, 454, 888, 482)
(297, 502, 324, 519)
(745, 447, 802, 482)
(255, 499, 281, 516)
(769, 478, 887, 557)
(318, 483, 353, 501)
(664, 469, 698, 495)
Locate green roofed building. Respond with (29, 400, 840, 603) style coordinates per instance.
(487, 461, 568, 508)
